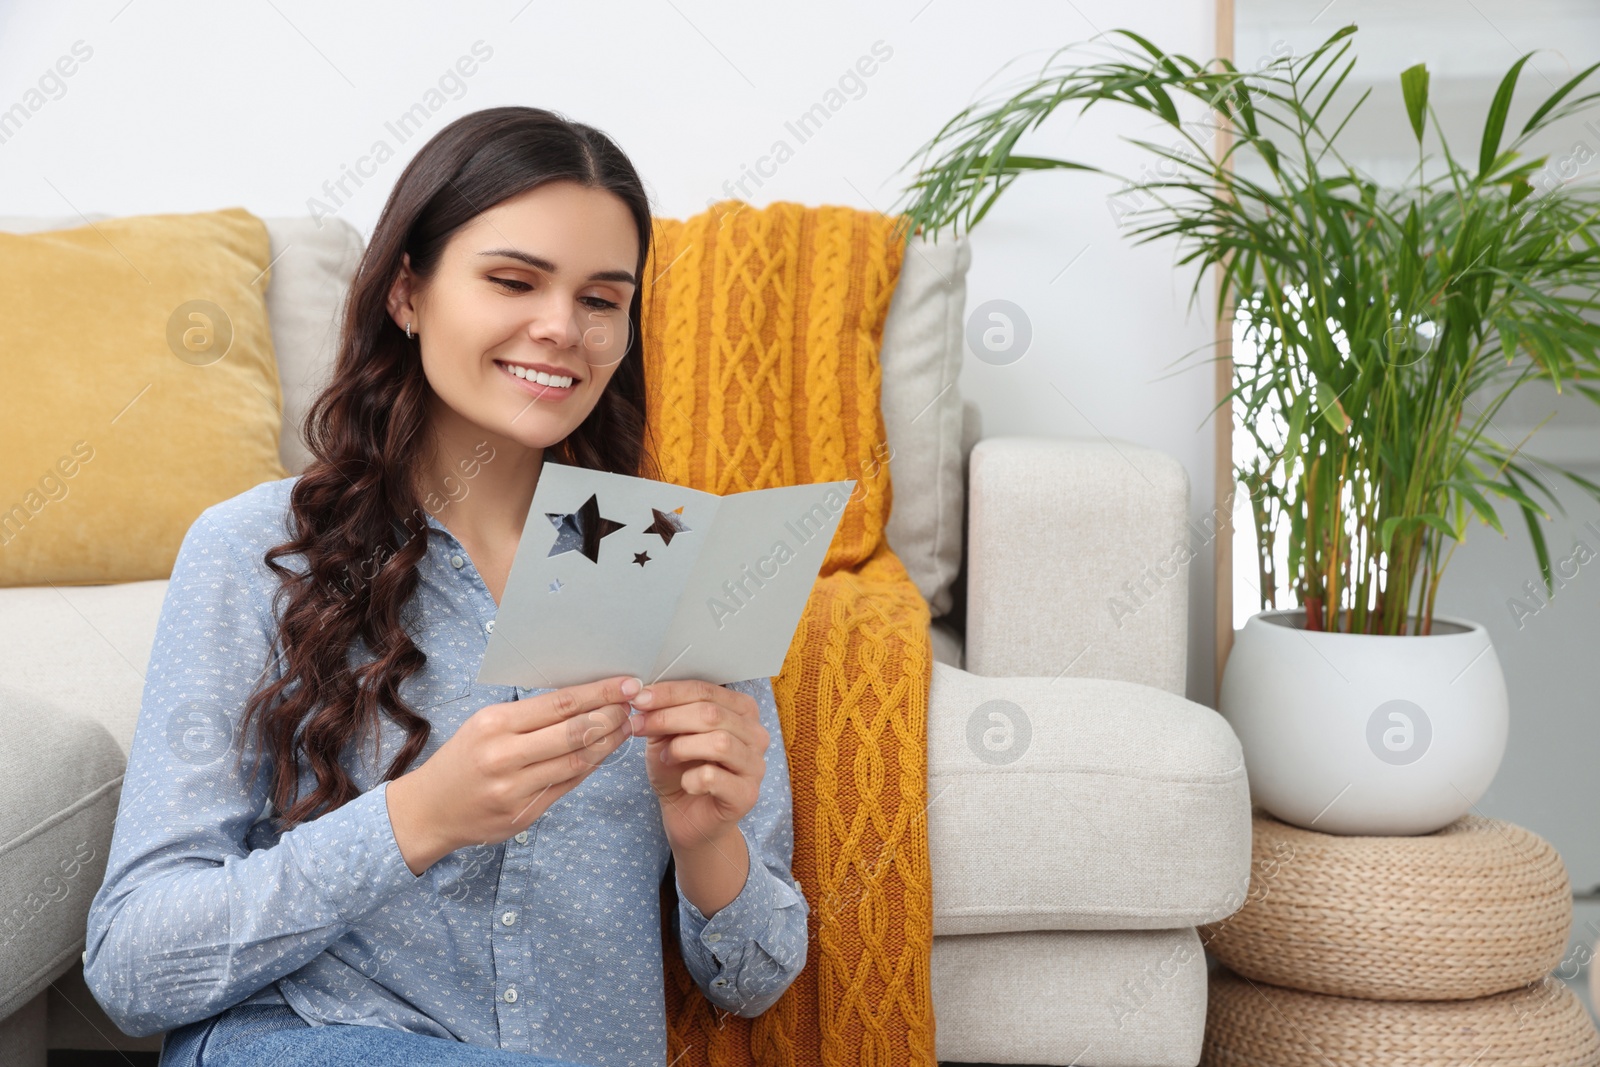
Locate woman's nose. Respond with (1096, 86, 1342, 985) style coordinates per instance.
(523, 298, 584, 348)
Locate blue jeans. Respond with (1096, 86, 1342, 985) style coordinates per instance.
(159, 1001, 596, 1066)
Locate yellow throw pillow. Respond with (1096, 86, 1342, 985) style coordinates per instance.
(0, 207, 288, 586)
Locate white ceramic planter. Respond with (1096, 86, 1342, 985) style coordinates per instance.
(1219, 609, 1509, 836)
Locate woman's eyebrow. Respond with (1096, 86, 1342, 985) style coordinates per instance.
(476, 247, 636, 285)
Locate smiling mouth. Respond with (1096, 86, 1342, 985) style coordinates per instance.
(494, 360, 580, 392)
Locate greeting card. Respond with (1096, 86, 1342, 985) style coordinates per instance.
(476, 460, 856, 689)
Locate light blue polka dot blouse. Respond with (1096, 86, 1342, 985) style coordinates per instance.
(82, 476, 809, 1067)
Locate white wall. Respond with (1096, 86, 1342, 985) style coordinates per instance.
(0, 0, 1222, 703)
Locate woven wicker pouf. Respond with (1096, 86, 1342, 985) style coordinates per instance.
(1203, 967, 1600, 1066)
(1199, 809, 1572, 1000)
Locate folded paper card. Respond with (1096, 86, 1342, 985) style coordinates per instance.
(476, 460, 857, 689)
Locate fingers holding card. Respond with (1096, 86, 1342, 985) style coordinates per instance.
(630, 679, 767, 846)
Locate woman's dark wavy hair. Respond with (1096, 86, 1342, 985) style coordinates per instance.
(234, 106, 660, 832)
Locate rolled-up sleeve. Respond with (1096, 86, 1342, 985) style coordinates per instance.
(674, 675, 809, 1017)
(82, 507, 423, 1038)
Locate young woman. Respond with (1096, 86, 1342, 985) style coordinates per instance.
(83, 106, 809, 1067)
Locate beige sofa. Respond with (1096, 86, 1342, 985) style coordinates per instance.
(0, 212, 1251, 1066)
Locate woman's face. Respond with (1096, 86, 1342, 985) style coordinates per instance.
(388, 180, 640, 452)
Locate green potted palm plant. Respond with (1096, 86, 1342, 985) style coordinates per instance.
(890, 25, 1600, 834)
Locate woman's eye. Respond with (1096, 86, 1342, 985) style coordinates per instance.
(490, 276, 617, 311)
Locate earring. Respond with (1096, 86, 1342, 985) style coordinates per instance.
(404, 321, 414, 339)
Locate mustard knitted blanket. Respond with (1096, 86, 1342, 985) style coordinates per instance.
(644, 199, 936, 1067)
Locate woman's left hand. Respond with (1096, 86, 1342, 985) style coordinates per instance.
(628, 679, 769, 853)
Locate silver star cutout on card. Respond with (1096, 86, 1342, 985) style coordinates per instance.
(545, 494, 626, 563)
(643, 506, 690, 546)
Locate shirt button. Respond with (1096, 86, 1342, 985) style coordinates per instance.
(503, 986, 519, 1003)
(514, 830, 529, 844)
(706, 933, 721, 943)
(501, 910, 517, 926)
(485, 620, 496, 634)
(451, 554, 465, 569)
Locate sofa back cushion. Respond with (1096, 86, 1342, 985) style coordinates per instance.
(878, 234, 971, 618)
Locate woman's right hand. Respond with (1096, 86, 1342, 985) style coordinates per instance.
(386, 674, 642, 875)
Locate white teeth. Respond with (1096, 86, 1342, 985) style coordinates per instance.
(501, 362, 573, 388)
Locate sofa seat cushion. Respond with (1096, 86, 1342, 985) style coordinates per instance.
(0, 687, 125, 1021)
(932, 927, 1207, 1066)
(927, 660, 1251, 934)
(0, 581, 167, 756)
